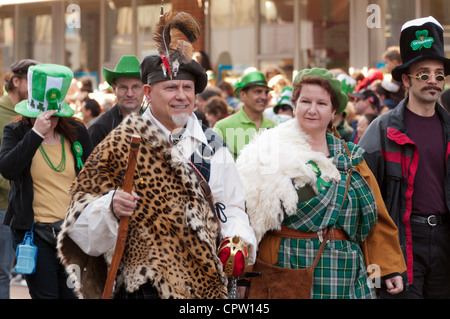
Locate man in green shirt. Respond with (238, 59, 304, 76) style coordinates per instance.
(213, 71, 277, 160)
(0, 59, 38, 299)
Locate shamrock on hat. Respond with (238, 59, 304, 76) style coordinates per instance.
(15, 64, 75, 118)
(392, 16, 450, 82)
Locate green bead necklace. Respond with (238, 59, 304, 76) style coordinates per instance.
(39, 134, 66, 172)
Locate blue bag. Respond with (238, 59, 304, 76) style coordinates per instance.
(14, 224, 38, 274)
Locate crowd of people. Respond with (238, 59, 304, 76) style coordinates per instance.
(0, 12, 449, 300)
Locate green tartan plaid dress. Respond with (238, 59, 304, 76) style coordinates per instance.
(277, 133, 377, 299)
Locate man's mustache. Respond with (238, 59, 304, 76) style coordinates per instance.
(422, 86, 442, 92)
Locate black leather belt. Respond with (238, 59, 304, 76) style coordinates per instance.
(410, 214, 450, 226)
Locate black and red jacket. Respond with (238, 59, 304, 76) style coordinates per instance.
(359, 97, 450, 284)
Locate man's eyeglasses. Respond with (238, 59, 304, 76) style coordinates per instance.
(407, 73, 446, 82)
(117, 84, 143, 94)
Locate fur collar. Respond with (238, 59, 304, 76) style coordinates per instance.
(58, 114, 227, 299)
(236, 119, 341, 243)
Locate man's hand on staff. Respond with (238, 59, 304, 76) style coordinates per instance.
(112, 190, 140, 218)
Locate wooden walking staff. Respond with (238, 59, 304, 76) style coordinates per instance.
(102, 134, 141, 299)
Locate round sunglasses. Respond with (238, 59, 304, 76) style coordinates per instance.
(407, 73, 446, 82)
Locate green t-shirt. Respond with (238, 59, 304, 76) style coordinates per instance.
(213, 106, 277, 160)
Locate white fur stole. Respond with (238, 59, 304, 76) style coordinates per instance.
(236, 119, 341, 243)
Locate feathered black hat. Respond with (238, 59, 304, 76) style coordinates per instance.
(140, 10, 207, 93)
(392, 16, 450, 82)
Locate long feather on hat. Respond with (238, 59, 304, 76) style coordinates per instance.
(153, 11, 200, 78)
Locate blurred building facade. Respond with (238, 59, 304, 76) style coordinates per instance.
(1, 0, 449, 87)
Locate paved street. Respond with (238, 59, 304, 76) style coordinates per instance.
(10, 282, 30, 299)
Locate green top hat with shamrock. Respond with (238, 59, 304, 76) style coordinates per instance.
(103, 55, 141, 86)
(15, 64, 75, 118)
(234, 71, 272, 96)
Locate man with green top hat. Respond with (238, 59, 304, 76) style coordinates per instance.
(213, 70, 277, 160)
(88, 55, 144, 147)
(0, 58, 38, 299)
(0, 63, 93, 299)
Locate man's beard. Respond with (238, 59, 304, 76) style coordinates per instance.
(172, 113, 190, 128)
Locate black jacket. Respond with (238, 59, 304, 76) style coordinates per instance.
(359, 97, 450, 283)
(88, 104, 123, 147)
(0, 120, 93, 230)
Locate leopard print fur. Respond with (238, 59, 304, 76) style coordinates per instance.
(57, 113, 227, 299)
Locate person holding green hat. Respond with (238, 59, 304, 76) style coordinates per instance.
(213, 70, 277, 160)
(237, 67, 405, 299)
(0, 63, 93, 299)
(89, 55, 144, 147)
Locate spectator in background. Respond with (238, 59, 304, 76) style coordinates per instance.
(214, 70, 277, 160)
(80, 98, 102, 128)
(80, 78, 93, 93)
(383, 46, 406, 104)
(194, 51, 213, 72)
(194, 86, 222, 125)
(0, 58, 38, 299)
(356, 113, 377, 143)
(194, 51, 215, 87)
(348, 89, 380, 142)
(349, 89, 380, 116)
(333, 110, 354, 142)
(217, 81, 240, 110)
(268, 74, 292, 107)
(263, 65, 283, 83)
(271, 86, 294, 123)
(370, 80, 400, 112)
(203, 96, 229, 127)
(383, 46, 402, 74)
(355, 68, 384, 92)
(88, 55, 144, 147)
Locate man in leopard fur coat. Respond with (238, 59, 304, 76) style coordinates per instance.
(57, 13, 256, 299)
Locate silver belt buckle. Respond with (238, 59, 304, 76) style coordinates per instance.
(317, 229, 330, 243)
(318, 230, 324, 242)
(427, 215, 437, 226)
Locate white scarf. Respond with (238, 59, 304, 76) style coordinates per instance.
(236, 119, 341, 243)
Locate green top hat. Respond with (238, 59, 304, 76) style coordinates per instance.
(234, 71, 272, 96)
(103, 55, 141, 86)
(293, 68, 348, 114)
(15, 64, 75, 118)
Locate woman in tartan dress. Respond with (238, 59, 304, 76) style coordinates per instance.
(236, 68, 406, 298)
